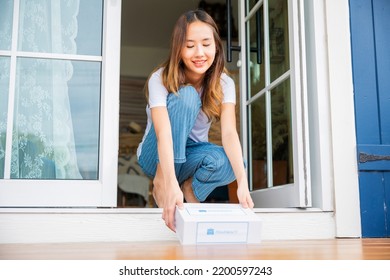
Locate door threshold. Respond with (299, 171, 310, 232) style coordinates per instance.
(0, 208, 337, 243)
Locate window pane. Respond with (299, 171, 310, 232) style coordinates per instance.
(0, 57, 10, 178)
(269, 0, 289, 82)
(247, 0, 260, 13)
(11, 58, 101, 179)
(250, 95, 267, 190)
(18, 0, 103, 55)
(68, 60, 101, 180)
(0, 0, 14, 50)
(76, 0, 103, 55)
(248, 6, 265, 98)
(271, 79, 293, 186)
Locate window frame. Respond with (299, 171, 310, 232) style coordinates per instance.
(0, 0, 121, 207)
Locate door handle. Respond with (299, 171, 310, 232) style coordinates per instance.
(359, 152, 390, 163)
(226, 0, 241, 62)
(226, 0, 262, 64)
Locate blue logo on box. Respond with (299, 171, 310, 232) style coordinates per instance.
(207, 228, 215, 235)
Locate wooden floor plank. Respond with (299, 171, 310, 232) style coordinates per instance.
(1, 238, 389, 260)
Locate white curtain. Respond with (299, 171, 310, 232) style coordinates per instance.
(0, 58, 10, 178)
(0, 0, 13, 178)
(11, 0, 82, 179)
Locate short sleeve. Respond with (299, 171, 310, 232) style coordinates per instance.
(148, 68, 169, 108)
(221, 73, 236, 104)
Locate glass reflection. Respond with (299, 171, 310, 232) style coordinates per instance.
(271, 79, 293, 186)
(250, 95, 267, 190)
(0, 0, 14, 50)
(269, 0, 289, 82)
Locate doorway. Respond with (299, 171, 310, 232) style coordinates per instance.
(118, 0, 240, 207)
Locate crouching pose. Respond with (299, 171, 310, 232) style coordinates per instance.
(137, 9, 254, 232)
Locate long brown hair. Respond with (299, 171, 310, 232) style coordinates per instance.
(146, 9, 227, 121)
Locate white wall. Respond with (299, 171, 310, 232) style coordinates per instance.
(119, 0, 240, 78)
(120, 46, 169, 78)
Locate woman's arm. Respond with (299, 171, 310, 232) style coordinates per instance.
(151, 106, 184, 232)
(220, 103, 254, 208)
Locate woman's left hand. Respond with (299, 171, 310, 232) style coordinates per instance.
(236, 183, 254, 209)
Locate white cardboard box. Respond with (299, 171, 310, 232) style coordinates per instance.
(175, 203, 262, 245)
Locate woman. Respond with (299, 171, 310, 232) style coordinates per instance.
(137, 9, 254, 232)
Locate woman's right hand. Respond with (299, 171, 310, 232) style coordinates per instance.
(152, 167, 184, 232)
(161, 182, 184, 232)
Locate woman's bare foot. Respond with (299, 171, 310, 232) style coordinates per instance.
(182, 177, 199, 203)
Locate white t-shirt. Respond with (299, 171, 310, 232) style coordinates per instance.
(137, 68, 236, 158)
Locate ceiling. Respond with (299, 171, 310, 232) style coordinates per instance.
(120, 0, 225, 48)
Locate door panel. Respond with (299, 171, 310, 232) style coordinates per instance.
(350, 0, 390, 237)
(358, 172, 389, 237)
(238, 0, 311, 207)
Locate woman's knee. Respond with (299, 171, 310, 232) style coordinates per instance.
(203, 148, 231, 172)
(167, 86, 201, 113)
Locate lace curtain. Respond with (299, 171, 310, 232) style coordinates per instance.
(10, 0, 82, 179)
(0, 0, 13, 178)
(0, 59, 10, 179)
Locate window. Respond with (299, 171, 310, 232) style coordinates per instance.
(0, 0, 121, 207)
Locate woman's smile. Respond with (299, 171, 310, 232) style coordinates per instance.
(192, 59, 207, 67)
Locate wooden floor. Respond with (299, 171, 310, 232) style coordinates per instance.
(1, 238, 389, 260)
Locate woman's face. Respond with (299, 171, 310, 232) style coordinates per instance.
(181, 21, 216, 81)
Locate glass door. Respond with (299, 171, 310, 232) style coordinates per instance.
(237, 0, 311, 207)
(0, 0, 121, 207)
